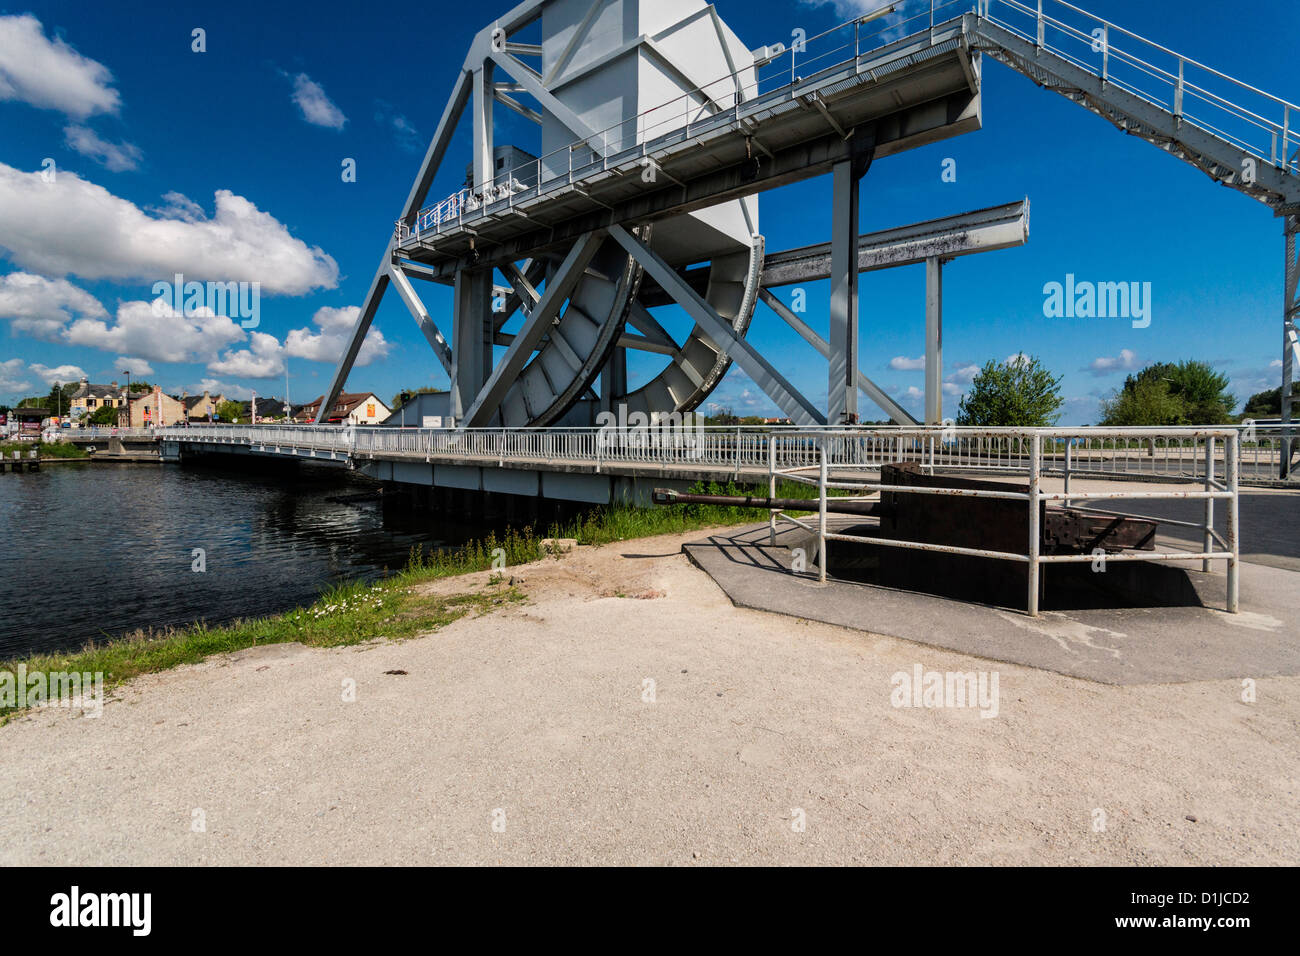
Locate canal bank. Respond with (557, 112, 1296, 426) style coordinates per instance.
(3, 525, 1297, 866)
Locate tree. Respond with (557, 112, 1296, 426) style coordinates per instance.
(86, 405, 118, 426)
(956, 355, 1064, 426)
(389, 386, 445, 410)
(1100, 360, 1235, 425)
(1098, 376, 1183, 426)
(215, 400, 245, 423)
(1241, 384, 1296, 419)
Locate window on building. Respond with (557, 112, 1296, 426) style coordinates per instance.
(366, 404, 375, 417)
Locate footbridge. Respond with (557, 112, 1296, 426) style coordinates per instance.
(145, 422, 1297, 505)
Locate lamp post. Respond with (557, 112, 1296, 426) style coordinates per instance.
(122, 370, 130, 429)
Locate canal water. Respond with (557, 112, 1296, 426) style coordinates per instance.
(0, 461, 498, 659)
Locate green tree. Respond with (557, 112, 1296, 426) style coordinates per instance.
(1241, 384, 1296, 419)
(86, 405, 118, 426)
(956, 355, 1064, 426)
(215, 400, 245, 423)
(389, 386, 445, 410)
(1100, 360, 1235, 425)
(1098, 376, 1183, 426)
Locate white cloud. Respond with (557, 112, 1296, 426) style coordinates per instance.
(1086, 348, 1140, 376)
(800, 1, 908, 40)
(1005, 352, 1032, 367)
(64, 125, 142, 172)
(189, 378, 250, 401)
(208, 331, 285, 379)
(0, 14, 120, 118)
(114, 356, 154, 377)
(28, 362, 86, 385)
(0, 271, 107, 338)
(64, 298, 246, 364)
(0, 357, 32, 394)
(284, 305, 389, 366)
(375, 100, 419, 151)
(888, 355, 925, 371)
(947, 362, 980, 384)
(291, 73, 346, 129)
(0, 162, 338, 294)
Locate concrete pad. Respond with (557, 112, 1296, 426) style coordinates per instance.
(683, 522, 1300, 685)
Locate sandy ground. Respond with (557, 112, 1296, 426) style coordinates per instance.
(2, 527, 1296, 866)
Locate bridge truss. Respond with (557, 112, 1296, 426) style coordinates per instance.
(317, 0, 1300, 476)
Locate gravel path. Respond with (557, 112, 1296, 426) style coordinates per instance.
(2, 528, 1295, 865)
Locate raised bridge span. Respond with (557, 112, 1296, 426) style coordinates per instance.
(316, 0, 1298, 480)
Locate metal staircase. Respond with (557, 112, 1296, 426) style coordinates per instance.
(964, 0, 1299, 477)
(969, 0, 1299, 211)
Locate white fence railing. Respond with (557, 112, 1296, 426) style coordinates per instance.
(152, 423, 1298, 483)
(396, 0, 1298, 246)
(980, 0, 1300, 172)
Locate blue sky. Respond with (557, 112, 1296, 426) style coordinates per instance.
(0, 0, 1294, 422)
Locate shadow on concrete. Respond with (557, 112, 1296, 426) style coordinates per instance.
(684, 522, 1300, 684)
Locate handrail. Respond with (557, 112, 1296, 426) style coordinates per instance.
(398, 0, 1299, 243)
(397, 0, 969, 242)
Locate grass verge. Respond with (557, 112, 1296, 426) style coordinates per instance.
(1, 479, 807, 722)
(0, 440, 89, 460)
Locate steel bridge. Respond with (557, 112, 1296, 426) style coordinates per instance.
(313, 0, 1300, 478)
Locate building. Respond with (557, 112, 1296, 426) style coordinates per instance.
(246, 397, 289, 422)
(122, 387, 185, 428)
(68, 378, 129, 419)
(182, 391, 226, 422)
(12, 407, 47, 440)
(381, 390, 451, 427)
(295, 392, 390, 425)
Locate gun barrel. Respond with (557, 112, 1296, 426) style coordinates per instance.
(652, 488, 882, 516)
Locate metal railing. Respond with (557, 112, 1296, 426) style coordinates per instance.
(64, 427, 159, 439)
(396, 0, 1299, 245)
(153, 423, 1297, 483)
(763, 427, 1241, 616)
(396, 0, 969, 244)
(979, 0, 1300, 172)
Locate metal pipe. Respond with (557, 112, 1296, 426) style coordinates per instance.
(1027, 431, 1041, 616)
(768, 435, 777, 545)
(1202, 435, 1215, 573)
(818, 445, 829, 583)
(1227, 432, 1240, 612)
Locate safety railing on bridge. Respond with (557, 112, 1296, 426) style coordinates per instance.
(395, 0, 1299, 246)
(396, 0, 970, 244)
(978, 0, 1300, 173)
(154, 422, 1297, 483)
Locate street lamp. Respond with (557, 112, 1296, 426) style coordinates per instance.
(122, 370, 130, 428)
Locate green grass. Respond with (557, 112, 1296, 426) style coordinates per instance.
(0, 439, 88, 459)
(0, 480, 804, 722)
